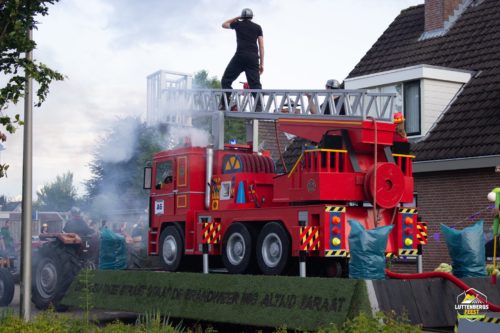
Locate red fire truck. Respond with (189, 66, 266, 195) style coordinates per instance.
(143, 88, 427, 276)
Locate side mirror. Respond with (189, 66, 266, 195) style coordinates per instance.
(143, 167, 152, 189)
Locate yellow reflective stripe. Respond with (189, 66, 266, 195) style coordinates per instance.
(392, 153, 416, 158)
(304, 149, 348, 153)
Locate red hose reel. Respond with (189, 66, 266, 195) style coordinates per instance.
(364, 162, 405, 209)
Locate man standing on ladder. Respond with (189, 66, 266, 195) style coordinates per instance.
(221, 8, 264, 111)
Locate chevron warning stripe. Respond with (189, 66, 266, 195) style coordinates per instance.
(399, 208, 417, 214)
(416, 222, 428, 245)
(398, 249, 418, 256)
(300, 226, 320, 251)
(325, 206, 346, 213)
(202, 222, 221, 244)
(480, 316, 500, 325)
(325, 250, 350, 257)
(385, 252, 396, 258)
(455, 316, 500, 332)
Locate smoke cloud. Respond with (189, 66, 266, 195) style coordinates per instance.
(98, 118, 139, 163)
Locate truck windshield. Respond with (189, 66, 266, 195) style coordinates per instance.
(155, 160, 173, 189)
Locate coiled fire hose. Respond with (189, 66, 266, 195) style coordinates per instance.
(385, 269, 500, 312)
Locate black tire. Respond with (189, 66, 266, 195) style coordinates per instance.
(32, 241, 82, 310)
(222, 223, 254, 274)
(0, 268, 15, 306)
(325, 259, 344, 278)
(256, 222, 290, 275)
(159, 225, 184, 271)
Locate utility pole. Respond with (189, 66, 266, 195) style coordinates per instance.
(20, 28, 33, 321)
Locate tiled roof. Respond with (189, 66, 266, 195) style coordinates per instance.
(348, 0, 500, 161)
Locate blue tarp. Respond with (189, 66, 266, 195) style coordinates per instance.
(348, 220, 394, 280)
(441, 220, 486, 278)
(98, 227, 128, 270)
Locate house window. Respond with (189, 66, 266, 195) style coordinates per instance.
(368, 84, 403, 116)
(403, 81, 421, 136)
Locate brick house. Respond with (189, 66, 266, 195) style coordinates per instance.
(344, 0, 500, 271)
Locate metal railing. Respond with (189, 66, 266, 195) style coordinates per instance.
(162, 89, 396, 122)
(289, 149, 349, 177)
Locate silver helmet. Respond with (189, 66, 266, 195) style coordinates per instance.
(325, 79, 340, 89)
(241, 8, 253, 19)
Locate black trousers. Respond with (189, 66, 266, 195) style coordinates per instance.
(221, 53, 262, 111)
(221, 53, 261, 90)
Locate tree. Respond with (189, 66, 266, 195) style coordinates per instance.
(193, 70, 221, 89)
(35, 172, 78, 211)
(0, 0, 64, 177)
(84, 118, 163, 219)
(192, 70, 246, 144)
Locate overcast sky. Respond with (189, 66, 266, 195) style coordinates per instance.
(0, 0, 424, 200)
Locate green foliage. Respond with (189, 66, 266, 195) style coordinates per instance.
(193, 70, 221, 89)
(35, 171, 78, 211)
(317, 312, 422, 333)
(78, 268, 95, 327)
(192, 70, 246, 144)
(224, 118, 246, 144)
(0, 308, 90, 333)
(136, 311, 184, 333)
(0, 309, 184, 333)
(0, 308, 421, 333)
(0, 0, 64, 177)
(100, 321, 137, 333)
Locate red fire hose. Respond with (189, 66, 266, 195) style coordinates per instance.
(385, 269, 500, 312)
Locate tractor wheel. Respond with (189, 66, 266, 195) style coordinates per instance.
(256, 222, 290, 275)
(222, 223, 254, 274)
(159, 225, 184, 271)
(32, 241, 82, 310)
(0, 268, 15, 306)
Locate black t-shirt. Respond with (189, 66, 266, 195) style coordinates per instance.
(64, 217, 94, 237)
(230, 20, 263, 55)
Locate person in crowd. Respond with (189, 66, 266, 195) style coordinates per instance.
(0, 220, 15, 256)
(63, 207, 94, 238)
(307, 79, 342, 115)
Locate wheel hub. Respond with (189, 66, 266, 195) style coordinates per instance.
(163, 235, 177, 264)
(37, 261, 57, 298)
(262, 233, 282, 268)
(227, 233, 245, 265)
(270, 243, 280, 257)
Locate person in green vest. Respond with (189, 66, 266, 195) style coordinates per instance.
(0, 220, 15, 256)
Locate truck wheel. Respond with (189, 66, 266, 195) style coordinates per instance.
(222, 223, 253, 274)
(159, 226, 183, 271)
(257, 222, 290, 275)
(0, 268, 15, 306)
(32, 242, 81, 310)
(325, 260, 344, 278)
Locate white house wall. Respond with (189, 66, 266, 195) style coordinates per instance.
(421, 79, 463, 137)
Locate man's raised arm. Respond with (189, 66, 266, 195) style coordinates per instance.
(222, 16, 240, 29)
